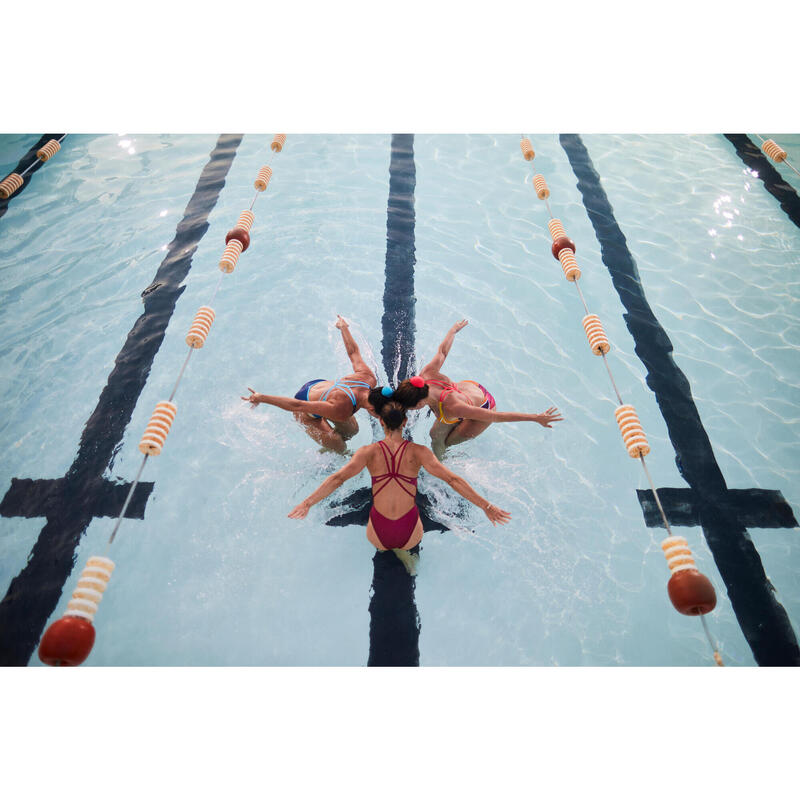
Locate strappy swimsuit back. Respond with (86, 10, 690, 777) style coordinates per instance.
(426, 379, 495, 425)
(369, 439, 419, 549)
(320, 379, 372, 405)
(371, 439, 418, 498)
(297, 378, 372, 420)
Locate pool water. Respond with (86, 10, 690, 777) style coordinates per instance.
(0, 133, 798, 666)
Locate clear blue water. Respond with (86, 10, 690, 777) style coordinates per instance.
(1, 133, 798, 666)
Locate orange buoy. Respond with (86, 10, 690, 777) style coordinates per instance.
(761, 139, 786, 162)
(533, 174, 549, 199)
(271, 134, 287, 153)
(254, 166, 273, 191)
(236, 210, 255, 232)
(614, 404, 650, 458)
(582, 314, 610, 355)
(520, 138, 535, 161)
(38, 615, 96, 666)
(557, 248, 581, 282)
(219, 239, 243, 273)
(0, 172, 24, 199)
(548, 218, 567, 242)
(186, 306, 216, 349)
(37, 139, 61, 162)
(138, 401, 177, 455)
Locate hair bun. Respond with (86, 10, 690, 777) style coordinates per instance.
(410, 376, 425, 388)
(381, 386, 394, 397)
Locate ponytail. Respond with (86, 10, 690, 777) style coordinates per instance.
(368, 386, 408, 431)
(394, 379, 429, 407)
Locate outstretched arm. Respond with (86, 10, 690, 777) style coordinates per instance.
(419, 319, 468, 376)
(442, 398, 563, 428)
(241, 388, 352, 422)
(288, 447, 370, 518)
(417, 446, 511, 526)
(335, 315, 374, 378)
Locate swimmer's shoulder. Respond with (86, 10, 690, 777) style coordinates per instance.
(360, 441, 382, 465)
(408, 441, 432, 466)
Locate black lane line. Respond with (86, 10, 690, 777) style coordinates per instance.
(326, 134, 424, 666)
(724, 134, 800, 230)
(382, 133, 418, 384)
(0, 134, 65, 221)
(560, 133, 800, 666)
(0, 134, 242, 666)
(369, 133, 421, 667)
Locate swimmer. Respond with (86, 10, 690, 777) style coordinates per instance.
(394, 319, 563, 459)
(288, 387, 511, 574)
(242, 315, 377, 454)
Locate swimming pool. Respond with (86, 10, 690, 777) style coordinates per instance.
(0, 132, 797, 666)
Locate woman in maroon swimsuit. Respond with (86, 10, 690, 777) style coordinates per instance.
(288, 387, 511, 570)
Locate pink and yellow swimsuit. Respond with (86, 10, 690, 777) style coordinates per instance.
(426, 379, 496, 424)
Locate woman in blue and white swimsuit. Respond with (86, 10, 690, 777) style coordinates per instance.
(242, 316, 377, 453)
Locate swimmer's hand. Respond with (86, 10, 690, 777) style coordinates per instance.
(288, 501, 311, 520)
(451, 319, 468, 333)
(534, 406, 563, 428)
(335, 315, 349, 330)
(241, 387, 262, 407)
(484, 503, 512, 526)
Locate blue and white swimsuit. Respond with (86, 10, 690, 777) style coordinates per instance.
(294, 378, 372, 420)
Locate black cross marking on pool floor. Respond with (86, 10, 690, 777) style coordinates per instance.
(0, 134, 243, 666)
(561, 134, 800, 666)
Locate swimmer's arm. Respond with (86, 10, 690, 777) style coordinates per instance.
(336, 315, 375, 379)
(417, 447, 511, 526)
(242, 390, 352, 422)
(445, 398, 563, 428)
(419, 319, 468, 374)
(288, 447, 369, 519)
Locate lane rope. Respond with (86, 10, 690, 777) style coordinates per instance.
(37, 134, 288, 666)
(755, 134, 800, 180)
(519, 135, 724, 666)
(0, 134, 67, 199)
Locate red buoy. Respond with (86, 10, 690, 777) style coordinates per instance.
(225, 227, 251, 252)
(38, 615, 96, 666)
(667, 570, 717, 616)
(551, 236, 576, 260)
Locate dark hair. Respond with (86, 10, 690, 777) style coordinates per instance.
(394, 379, 430, 408)
(368, 387, 408, 430)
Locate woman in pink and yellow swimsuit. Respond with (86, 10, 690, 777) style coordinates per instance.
(288, 386, 510, 571)
(395, 320, 563, 458)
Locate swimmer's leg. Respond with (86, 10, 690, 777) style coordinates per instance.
(292, 412, 347, 454)
(428, 420, 451, 461)
(393, 516, 424, 575)
(443, 419, 492, 449)
(331, 416, 359, 441)
(392, 548, 419, 576)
